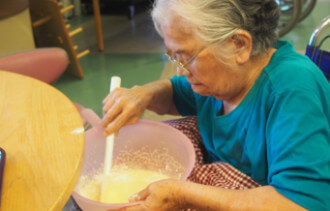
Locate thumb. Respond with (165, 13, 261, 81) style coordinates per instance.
(128, 187, 150, 202)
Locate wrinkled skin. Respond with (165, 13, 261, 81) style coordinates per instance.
(123, 179, 186, 211)
(102, 85, 153, 136)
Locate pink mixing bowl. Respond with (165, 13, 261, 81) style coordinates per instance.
(72, 109, 195, 211)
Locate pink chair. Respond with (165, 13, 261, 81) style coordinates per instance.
(0, 48, 67, 84)
(0, 48, 88, 127)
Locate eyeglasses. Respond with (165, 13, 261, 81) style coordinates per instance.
(165, 48, 205, 73)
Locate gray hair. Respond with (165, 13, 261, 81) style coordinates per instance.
(151, 0, 280, 56)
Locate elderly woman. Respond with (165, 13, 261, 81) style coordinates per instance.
(102, 0, 330, 210)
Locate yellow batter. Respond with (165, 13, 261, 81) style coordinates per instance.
(76, 167, 170, 203)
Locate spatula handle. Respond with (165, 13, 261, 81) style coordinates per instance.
(104, 76, 121, 175)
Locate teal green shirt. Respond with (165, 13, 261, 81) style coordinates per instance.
(170, 41, 330, 210)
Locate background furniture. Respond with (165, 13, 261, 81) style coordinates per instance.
(29, 0, 91, 78)
(0, 48, 67, 84)
(276, 0, 317, 37)
(305, 15, 330, 81)
(0, 0, 92, 78)
(81, 0, 150, 19)
(0, 0, 35, 55)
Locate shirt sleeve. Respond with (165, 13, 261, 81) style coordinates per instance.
(266, 88, 330, 210)
(170, 75, 198, 116)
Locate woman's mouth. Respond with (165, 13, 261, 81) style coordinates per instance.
(190, 83, 202, 88)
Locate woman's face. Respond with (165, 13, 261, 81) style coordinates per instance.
(161, 21, 250, 102)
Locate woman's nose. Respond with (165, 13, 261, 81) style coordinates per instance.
(176, 67, 190, 76)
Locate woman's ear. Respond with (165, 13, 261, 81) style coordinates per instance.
(231, 30, 252, 64)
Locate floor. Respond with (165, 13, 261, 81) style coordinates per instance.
(59, 1, 329, 209)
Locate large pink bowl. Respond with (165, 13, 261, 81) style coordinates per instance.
(72, 109, 195, 211)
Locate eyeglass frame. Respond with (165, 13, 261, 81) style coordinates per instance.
(165, 47, 205, 73)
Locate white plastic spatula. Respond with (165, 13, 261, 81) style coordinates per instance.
(100, 76, 121, 202)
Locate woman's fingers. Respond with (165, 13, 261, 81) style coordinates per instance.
(120, 204, 146, 211)
(126, 180, 185, 210)
(102, 99, 122, 127)
(103, 108, 139, 136)
(102, 95, 115, 115)
(102, 86, 151, 136)
(102, 93, 111, 105)
(129, 186, 150, 203)
(128, 193, 141, 202)
(103, 111, 125, 136)
(103, 88, 121, 115)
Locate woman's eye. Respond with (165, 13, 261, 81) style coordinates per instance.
(178, 54, 190, 63)
(182, 56, 190, 62)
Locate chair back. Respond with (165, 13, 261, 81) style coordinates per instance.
(305, 15, 330, 81)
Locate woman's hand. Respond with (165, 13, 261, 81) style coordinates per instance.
(102, 79, 178, 136)
(122, 182, 307, 211)
(124, 179, 187, 211)
(102, 85, 153, 136)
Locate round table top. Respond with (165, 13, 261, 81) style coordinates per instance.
(0, 71, 85, 210)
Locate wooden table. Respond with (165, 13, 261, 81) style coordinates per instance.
(0, 71, 85, 210)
